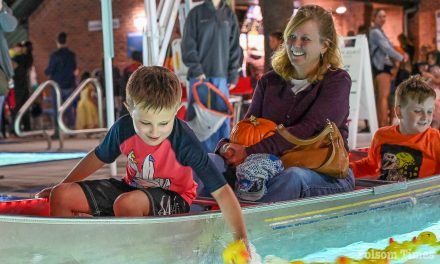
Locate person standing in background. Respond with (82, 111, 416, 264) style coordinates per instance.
(368, 9, 408, 127)
(45, 32, 77, 130)
(268, 31, 283, 52)
(0, 1, 17, 138)
(75, 71, 98, 130)
(12, 41, 34, 132)
(119, 51, 142, 118)
(397, 33, 415, 65)
(421, 51, 440, 129)
(181, 0, 241, 152)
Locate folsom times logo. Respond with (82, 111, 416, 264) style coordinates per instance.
(364, 249, 435, 261)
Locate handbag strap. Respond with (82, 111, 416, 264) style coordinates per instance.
(277, 121, 334, 146)
(317, 137, 336, 169)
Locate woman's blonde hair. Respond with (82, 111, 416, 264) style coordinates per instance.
(272, 5, 343, 82)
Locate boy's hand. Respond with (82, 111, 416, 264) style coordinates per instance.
(223, 240, 250, 264)
(35, 187, 54, 198)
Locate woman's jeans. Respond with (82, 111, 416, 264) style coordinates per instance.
(195, 154, 355, 202)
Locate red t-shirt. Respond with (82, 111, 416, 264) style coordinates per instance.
(95, 115, 227, 204)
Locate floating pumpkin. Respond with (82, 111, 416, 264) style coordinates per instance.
(230, 115, 276, 146)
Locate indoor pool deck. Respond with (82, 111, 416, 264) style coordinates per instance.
(0, 138, 126, 198)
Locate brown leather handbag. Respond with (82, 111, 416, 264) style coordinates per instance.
(277, 120, 349, 178)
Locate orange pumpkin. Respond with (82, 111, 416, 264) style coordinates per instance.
(230, 115, 277, 146)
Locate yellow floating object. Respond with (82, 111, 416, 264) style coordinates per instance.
(223, 240, 250, 264)
(416, 231, 437, 245)
(336, 256, 357, 264)
(400, 241, 417, 253)
(270, 231, 438, 264)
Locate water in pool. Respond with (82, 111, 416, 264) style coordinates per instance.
(256, 192, 440, 264)
(0, 152, 86, 166)
(0, 195, 25, 201)
(264, 221, 440, 263)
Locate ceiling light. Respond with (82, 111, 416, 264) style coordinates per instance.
(336, 6, 347, 14)
(133, 16, 146, 31)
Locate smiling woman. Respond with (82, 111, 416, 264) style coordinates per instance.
(212, 4, 355, 203)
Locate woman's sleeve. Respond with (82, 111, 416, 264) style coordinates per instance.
(244, 77, 265, 119)
(371, 29, 403, 62)
(246, 70, 351, 156)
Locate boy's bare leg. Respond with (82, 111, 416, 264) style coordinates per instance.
(113, 190, 150, 216)
(50, 183, 91, 217)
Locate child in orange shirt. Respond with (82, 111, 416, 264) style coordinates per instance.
(351, 75, 440, 180)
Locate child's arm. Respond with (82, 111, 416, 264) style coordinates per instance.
(350, 133, 381, 178)
(61, 150, 105, 183)
(211, 184, 248, 243)
(350, 157, 380, 178)
(36, 150, 105, 198)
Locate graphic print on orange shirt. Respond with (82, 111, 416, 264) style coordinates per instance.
(379, 144, 422, 181)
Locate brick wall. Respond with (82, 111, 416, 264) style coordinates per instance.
(301, 0, 365, 37)
(28, 0, 437, 83)
(409, 0, 440, 61)
(29, 0, 145, 84)
(300, 0, 402, 46)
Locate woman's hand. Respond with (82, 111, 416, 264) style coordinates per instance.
(402, 53, 409, 63)
(220, 143, 247, 166)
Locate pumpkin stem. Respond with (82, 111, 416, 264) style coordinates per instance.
(249, 115, 259, 126)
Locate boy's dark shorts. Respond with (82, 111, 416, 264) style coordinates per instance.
(77, 178, 190, 216)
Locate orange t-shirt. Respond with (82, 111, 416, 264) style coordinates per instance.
(350, 126, 440, 180)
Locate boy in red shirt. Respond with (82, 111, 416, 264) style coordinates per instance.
(36, 66, 249, 259)
(351, 75, 440, 180)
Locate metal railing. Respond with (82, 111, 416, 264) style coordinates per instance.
(14, 80, 62, 150)
(58, 78, 107, 135)
(229, 95, 243, 126)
